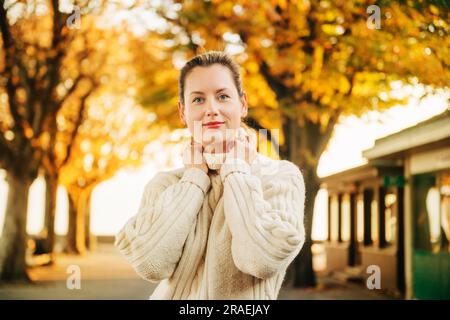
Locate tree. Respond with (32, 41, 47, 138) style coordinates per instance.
(0, 0, 111, 281)
(37, 1, 143, 257)
(138, 0, 449, 287)
(0, 0, 74, 281)
(60, 76, 159, 254)
(39, 23, 142, 257)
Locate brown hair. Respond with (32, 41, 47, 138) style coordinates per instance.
(178, 50, 253, 133)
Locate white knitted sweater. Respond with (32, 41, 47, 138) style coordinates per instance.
(114, 153, 306, 300)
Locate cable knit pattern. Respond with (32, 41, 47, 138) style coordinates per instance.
(114, 153, 306, 299)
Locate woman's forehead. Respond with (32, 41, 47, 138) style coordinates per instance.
(185, 65, 235, 93)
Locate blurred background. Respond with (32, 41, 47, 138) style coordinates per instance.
(0, 0, 448, 300)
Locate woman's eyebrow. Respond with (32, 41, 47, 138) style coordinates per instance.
(215, 87, 230, 93)
(189, 88, 230, 96)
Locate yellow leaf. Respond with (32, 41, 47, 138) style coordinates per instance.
(312, 45, 324, 79)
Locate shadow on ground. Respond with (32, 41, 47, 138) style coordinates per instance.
(0, 243, 398, 300)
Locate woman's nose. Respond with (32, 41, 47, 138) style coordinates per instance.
(206, 109, 219, 117)
(205, 100, 220, 117)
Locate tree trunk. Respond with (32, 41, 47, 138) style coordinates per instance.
(284, 165, 320, 287)
(281, 116, 324, 288)
(84, 190, 96, 251)
(291, 167, 320, 287)
(41, 171, 58, 255)
(0, 172, 32, 282)
(64, 190, 87, 255)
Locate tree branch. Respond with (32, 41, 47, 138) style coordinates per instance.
(0, 4, 30, 139)
(60, 82, 99, 168)
(41, 0, 68, 118)
(244, 116, 280, 154)
(0, 131, 14, 169)
(314, 110, 341, 159)
(0, 2, 12, 50)
(15, 53, 35, 126)
(53, 73, 86, 112)
(255, 54, 290, 99)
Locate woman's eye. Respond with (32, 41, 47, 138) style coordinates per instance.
(218, 94, 229, 101)
(192, 97, 204, 103)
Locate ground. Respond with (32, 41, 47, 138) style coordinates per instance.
(0, 243, 397, 300)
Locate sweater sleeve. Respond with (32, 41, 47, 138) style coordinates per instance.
(220, 158, 306, 279)
(114, 167, 210, 283)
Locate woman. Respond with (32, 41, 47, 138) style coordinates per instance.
(115, 51, 306, 300)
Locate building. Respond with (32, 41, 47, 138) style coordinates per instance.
(320, 110, 450, 299)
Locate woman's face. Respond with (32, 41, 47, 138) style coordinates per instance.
(178, 64, 248, 148)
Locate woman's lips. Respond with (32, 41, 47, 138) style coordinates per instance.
(203, 122, 224, 129)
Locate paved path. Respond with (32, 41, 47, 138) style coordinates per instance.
(0, 244, 396, 300)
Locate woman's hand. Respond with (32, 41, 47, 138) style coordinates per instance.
(182, 137, 209, 174)
(226, 128, 257, 165)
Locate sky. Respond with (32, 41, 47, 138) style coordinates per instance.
(0, 89, 448, 239)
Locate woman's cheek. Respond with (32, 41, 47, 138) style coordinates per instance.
(187, 117, 205, 143)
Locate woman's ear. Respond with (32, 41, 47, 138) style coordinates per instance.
(178, 101, 186, 125)
(240, 92, 248, 118)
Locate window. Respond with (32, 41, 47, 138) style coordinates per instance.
(330, 195, 339, 242)
(341, 194, 350, 242)
(439, 173, 450, 252)
(384, 192, 397, 245)
(357, 195, 364, 243)
(371, 199, 379, 245)
(414, 172, 450, 253)
(426, 187, 441, 252)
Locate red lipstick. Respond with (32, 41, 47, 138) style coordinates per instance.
(203, 121, 224, 129)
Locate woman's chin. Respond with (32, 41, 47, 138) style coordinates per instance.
(203, 141, 226, 153)
(203, 128, 238, 143)
(202, 131, 224, 144)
